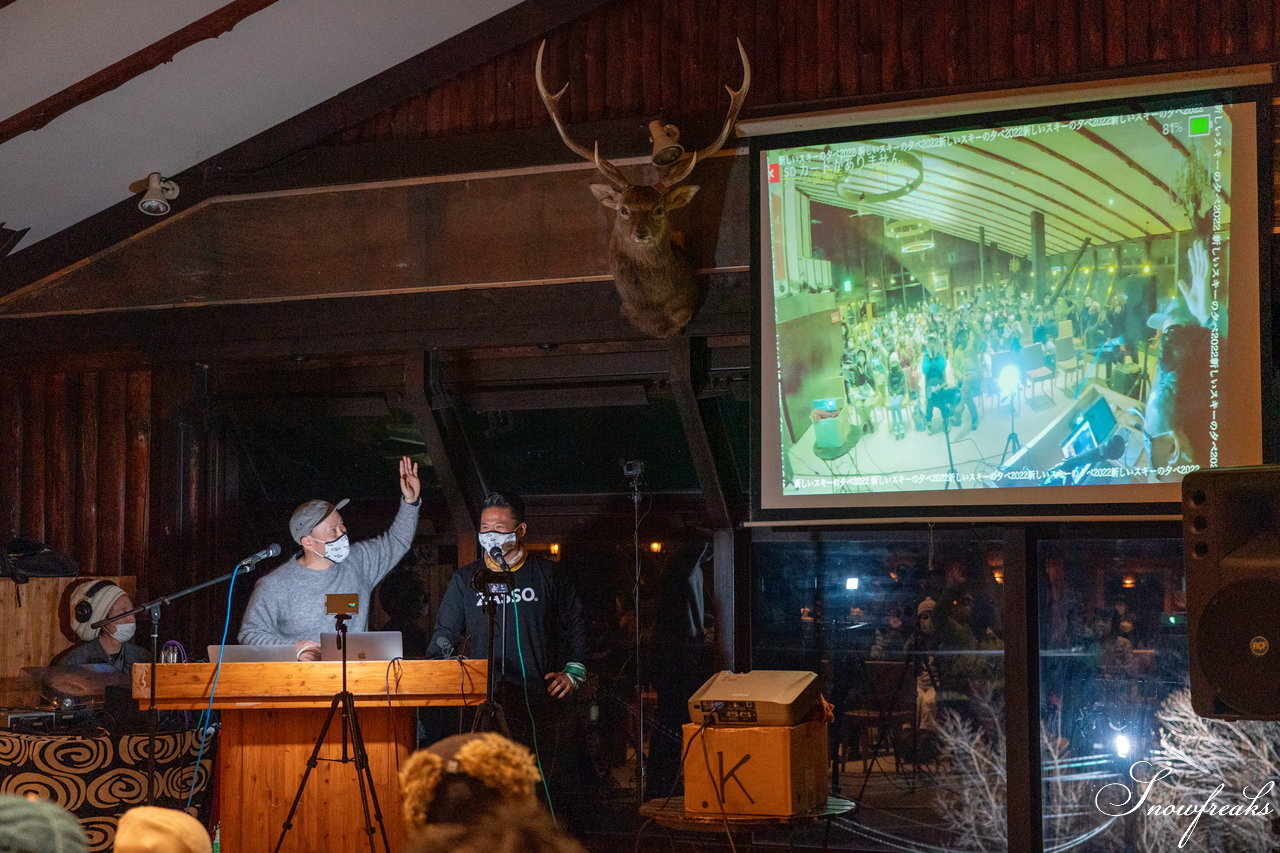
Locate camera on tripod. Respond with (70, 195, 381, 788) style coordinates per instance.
(622, 460, 644, 480)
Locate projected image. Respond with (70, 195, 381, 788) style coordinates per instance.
(762, 102, 1244, 498)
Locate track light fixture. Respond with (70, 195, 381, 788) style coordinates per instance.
(136, 172, 179, 216)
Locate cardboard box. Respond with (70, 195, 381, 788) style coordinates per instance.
(682, 720, 828, 816)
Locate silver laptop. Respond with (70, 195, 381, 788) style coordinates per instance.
(208, 644, 298, 663)
(319, 631, 403, 662)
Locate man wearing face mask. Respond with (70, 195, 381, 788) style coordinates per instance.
(239, 456, 421, 660)
(427, 492, 588, 784)
(55, 580, 150, 672)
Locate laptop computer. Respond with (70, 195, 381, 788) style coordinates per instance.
(207, 644, 298, 663)
(319, 631, 403, 662)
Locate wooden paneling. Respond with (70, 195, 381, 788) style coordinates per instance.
(219, 708, 414, 853)
(0, 366, 152, 579)
(0, 575, 136, 679)
(341, 0, 1280, 145)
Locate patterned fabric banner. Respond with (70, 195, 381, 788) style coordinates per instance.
(0, 728, 215, 852)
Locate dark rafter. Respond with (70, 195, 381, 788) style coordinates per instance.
(0, 0, 282, 146)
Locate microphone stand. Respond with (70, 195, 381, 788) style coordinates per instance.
(92, 551, 275, 805)
(470, 548, 513, 736)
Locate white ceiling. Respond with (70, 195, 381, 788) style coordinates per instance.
(0, 0, 524, 252)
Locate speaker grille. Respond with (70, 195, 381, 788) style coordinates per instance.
(1198, 578, 1280, 717)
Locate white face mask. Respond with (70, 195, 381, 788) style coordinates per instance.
(312, 533, 350, 563)
(478, 531, 518, 556)
(111, 622, 136, 643)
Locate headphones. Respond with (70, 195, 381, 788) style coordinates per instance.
(74, 580, 117, 624)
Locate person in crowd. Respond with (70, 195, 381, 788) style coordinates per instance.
(239, 456, 421, 660)
(843, 348, 878, 433)
(114, 806, 212, 853)
(428, 492, 589, 788)
(0, 794, 88, 853)
(919, 336, 951, 435)
(400, 732, 587, 853)
(886, 353, 907, 440)
(54, 580, 149, 671)
(950, 326, 983, 433)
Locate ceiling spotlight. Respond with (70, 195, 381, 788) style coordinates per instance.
(136, 172, 179, 216)
(648, 119, 685, 167)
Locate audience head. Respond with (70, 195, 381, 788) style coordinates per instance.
(114, 806, 212, 853)
(0, 794, 88, 853)
(404, 805, 587, 853)
(917, 597, 937, 634)
(400, 733, 541, 834)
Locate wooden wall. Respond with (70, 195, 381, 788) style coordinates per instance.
(0, 367, 151, 577)
(341, 0, 1280, 145)
(0, 576, 136, 679)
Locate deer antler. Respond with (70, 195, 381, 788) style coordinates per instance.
(536, 40, 630, 191)
(664, 38, 752, 176)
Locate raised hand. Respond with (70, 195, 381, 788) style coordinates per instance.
(1177, 239, 1211, 327)
(399, 456, 421, 504)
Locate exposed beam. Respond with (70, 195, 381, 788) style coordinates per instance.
(0, 0, 283, 146)
(0, 275, 753, 362)
(396, 352, 476, 542)
(0, 0, 627, 298)
(669, 337, 731, 530)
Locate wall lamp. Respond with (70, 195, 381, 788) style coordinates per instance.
(135, 172, 179, 216)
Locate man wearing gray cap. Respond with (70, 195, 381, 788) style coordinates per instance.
(239, 456, 421, 660)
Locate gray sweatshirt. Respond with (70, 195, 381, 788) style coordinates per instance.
(238, 500, 420, 645)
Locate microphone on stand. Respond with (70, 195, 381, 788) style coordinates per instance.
(488, 545, 511, 571)
(237, 543, 282, 568)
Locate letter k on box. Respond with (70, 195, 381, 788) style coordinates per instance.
(682, 721, 827, 815)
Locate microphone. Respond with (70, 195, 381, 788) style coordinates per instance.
(488, 545, 510, 571)
(237, 543, 281, 567)
(1050, 433, 1126, 475)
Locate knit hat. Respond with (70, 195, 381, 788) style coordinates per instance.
(69, 580, 128, 642)
(289, 498, 349, 545)
(0, 794, 88, 853)
(917, 597, 937, 616)
(400, 733, 541, 834)
(114, 806, 212, 853)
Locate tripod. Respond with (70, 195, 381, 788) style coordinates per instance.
(999, 393, 1021, 466)
(938, 399, 963, 490)
(852, 653, 939, 804)
(469, 567, 512, 737)
(274, 613, 390, 853)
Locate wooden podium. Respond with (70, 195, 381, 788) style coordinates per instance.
(134, 660, 486, 852)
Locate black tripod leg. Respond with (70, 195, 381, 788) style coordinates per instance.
(854, 660, 914, 803)
(345, 691, 392, 853)
(274, 695, 343, 853)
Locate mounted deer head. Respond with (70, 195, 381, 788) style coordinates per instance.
(536, 39, 750, 339)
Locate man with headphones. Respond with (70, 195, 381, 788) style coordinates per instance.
(54, 579, 149, 671)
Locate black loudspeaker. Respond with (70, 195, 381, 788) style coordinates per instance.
(1183, 465, 1280, 719)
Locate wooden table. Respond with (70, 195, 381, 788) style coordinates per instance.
(134, 660, 486, 852)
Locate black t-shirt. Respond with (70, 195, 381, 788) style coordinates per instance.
(429, 554, 588, 686)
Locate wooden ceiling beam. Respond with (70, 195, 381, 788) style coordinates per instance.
(0, 0, 623, 299)
(0, 0, 283, 146)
